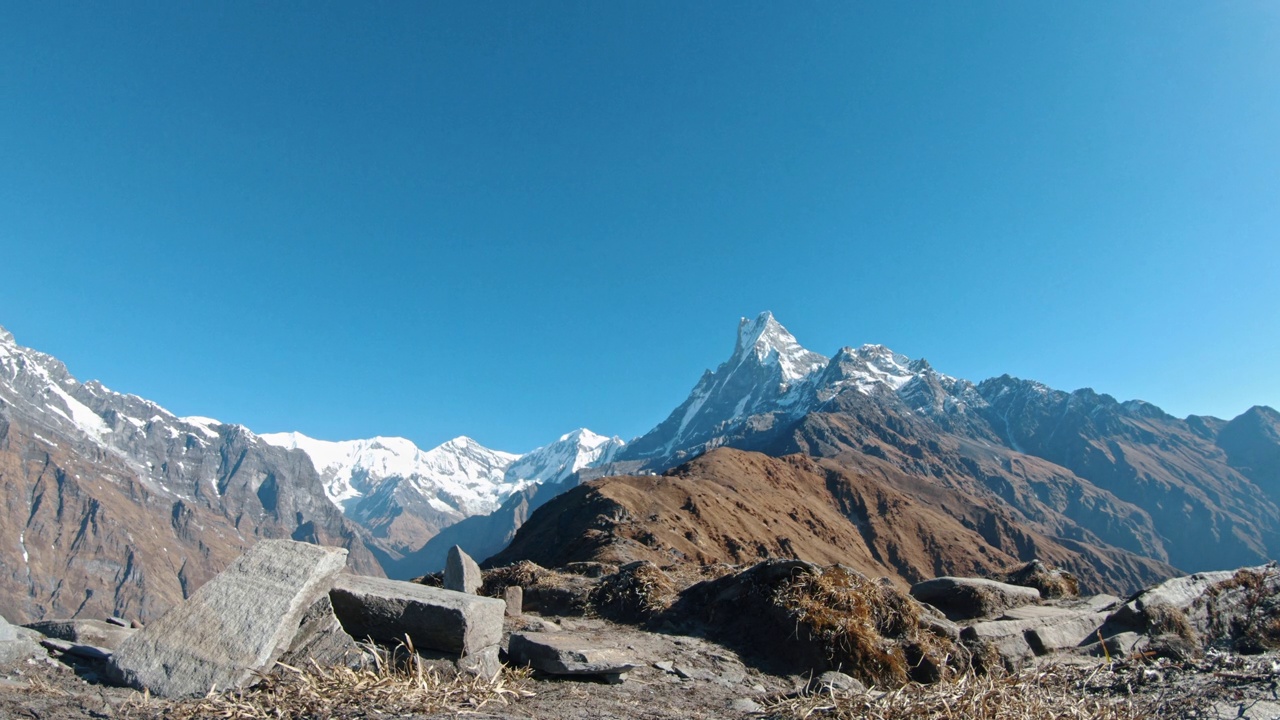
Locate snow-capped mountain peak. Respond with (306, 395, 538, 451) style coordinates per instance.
(735, 311, 828, 382)
(505, 428, 626, 486)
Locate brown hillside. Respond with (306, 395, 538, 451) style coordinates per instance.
(488, 448, 1173, 594)
(0, 417, 382, 623)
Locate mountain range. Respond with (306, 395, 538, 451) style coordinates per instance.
(1, 314, 1277, 621)
(496, 313, 1280, 592)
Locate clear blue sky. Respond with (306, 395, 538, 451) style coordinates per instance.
(2, 2, 1277, 452)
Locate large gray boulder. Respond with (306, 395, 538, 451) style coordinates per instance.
(912, 577, 1041, 620)
(444, 545, 482, 595)
(329, 574, 503, 658)
(507, 632, 637, 682)
(108, 540, 348, 697)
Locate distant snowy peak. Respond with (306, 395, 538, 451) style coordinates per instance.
(260, 431, 518, 514)
(505, 428, 626, 486)
(735, 312, 829, 383)
(816, 344, 931, 398)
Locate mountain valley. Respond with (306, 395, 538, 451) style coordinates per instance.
(0, 314, 1277, 623)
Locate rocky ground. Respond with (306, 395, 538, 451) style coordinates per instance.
(7, 545, 1280, 719)
(5, 612, 1280, 719)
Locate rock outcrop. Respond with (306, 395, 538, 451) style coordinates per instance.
(910, 577, 1042, 620)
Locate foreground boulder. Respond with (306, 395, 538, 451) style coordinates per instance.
(1100, 564, 1280, 654)
(508, 632, 637, 683)
(329, 574, 503, 676)
(911, 577, 1041, 620)
(108, 540, 348, 697)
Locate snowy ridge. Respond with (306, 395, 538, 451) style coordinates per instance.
(0, 326, 248, 499)
(625, 312, 991, 462)
(259, 432, 519, 515)
(505, 428, 626, 486)
(260, 427, 623, 521)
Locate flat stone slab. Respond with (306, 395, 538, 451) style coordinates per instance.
(508, 632, 638, 679)
(912, 577, 1041, 620)
(108, 540, 348, 697)
(1026, 612, 1110, 654)
(41, 638, 113, 662)
(26, 619, 135, 651)
(329, 574, 503, 657)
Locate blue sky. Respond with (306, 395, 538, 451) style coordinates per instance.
(2, 2, 1277, 452)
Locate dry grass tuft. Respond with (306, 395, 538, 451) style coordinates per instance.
(588, 561, 677, 622)
(1200, 566, 1280, 653)
(481, 560, 592, 615)
(772, 566, 966, 687)
(1144, 603, 1198, 643)
(121, 644, 533, 720)
(480, 560, 546, 596)
(767, 667, 1154, 720)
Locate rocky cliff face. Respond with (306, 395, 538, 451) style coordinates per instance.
(0, 328, 382, 623)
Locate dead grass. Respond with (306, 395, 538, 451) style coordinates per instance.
(480, 560, 546, 596)
(588, 561, 677, 622)
(120, 643, 533, 720)
(766, 667, 1153, 720)
(1144, 603, 1198, 643)
(1200, 566, 1280, 653)
(772, 566, 967, 687)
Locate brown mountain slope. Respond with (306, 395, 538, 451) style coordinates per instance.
(488, 448, 1174, 594)
(0, 416, 381, 623)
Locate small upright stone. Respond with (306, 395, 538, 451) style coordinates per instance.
(108, 540, 348, 697)
(504, 586, 523, 617)
(444, 545, 482, 595)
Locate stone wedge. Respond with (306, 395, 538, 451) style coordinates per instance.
(108, 540, 348, 697)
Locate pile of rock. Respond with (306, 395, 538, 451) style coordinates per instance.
(92, 540, 506, 697)
(907, 563, 1280, 672)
